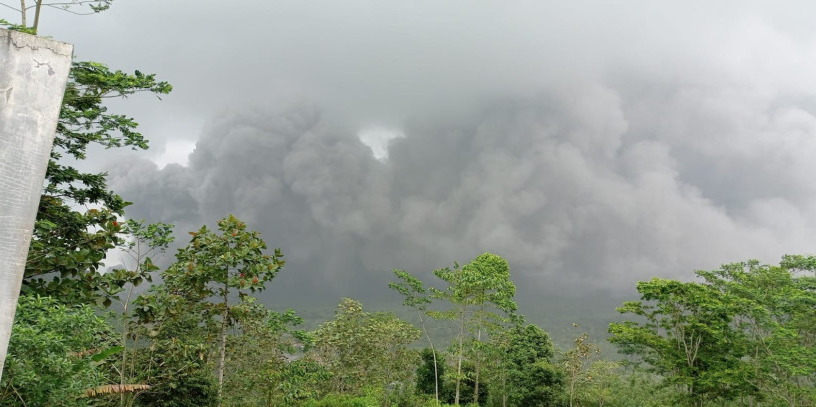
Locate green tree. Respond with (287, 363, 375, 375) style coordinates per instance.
(389, 269, 441, 406)
(608, 278, 755, 406)
(416, 348, 446, 401)
(129, 304, 217, 407)
(697, 258, 816, 406)
(562, 330, 600, 407)
(311, 298, 420, 400)
(1, 0, 112, 34)
(578, 360, 622, 407)
(23, 61, 171, 307)
(222, 303, 310, 407)
(162, 215, 285, 403)
(269, 359, 331, 407)
(429, 253, 517, 406)
(109, 220, 174, 407)
(0, 295, 115, 406)
(502, 324, 562, 407)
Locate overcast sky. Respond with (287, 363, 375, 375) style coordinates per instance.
(8, 1, 816, 305)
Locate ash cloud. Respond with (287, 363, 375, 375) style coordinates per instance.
(111, 82, 816, 305)
(93, 1, 816, 306)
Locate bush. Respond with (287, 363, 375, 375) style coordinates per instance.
(134, 372, 217, 407)
(301, 394, 380, 407)
(0, 295, 114, 407)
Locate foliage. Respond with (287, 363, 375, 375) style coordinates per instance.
(268, 359, 331, 407)
(135, 372, 217, 407)
(222, 302, 310, 407)
(128, 298, 216, 407)
(311, 298, 421, 398)
(429, 253, 517, 406)
(416, 348, 446, 399)
(501, 324, 563, 407)
(561, 331, 600, 407)
(23, 61, 171, 307)
(389, 269, 441, 405)
(606, 255, 816, 407)
(0, 295, 115, 407)
(576, 360, 622, 407)
(160, 215, 284, 400)
(608, 278, 757, 406)
(1, 0, 112, 34)
(697, 258, 816, 406)
(301, 393, 380, 407)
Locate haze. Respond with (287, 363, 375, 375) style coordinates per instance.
(31, 1, 816, 311)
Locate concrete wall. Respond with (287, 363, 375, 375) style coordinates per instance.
(0, 28, 73, 377)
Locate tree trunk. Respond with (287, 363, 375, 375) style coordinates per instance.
(0, 30, 72, 381)
(455, 309, 466, 406)
(474, 327, 482, 405)
(419, 312, 440, 406)
(32, 0, 42, 33)
(216, 283, 229, 404)
(19, 0, 26, 27)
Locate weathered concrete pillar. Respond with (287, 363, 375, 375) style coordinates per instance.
(0, 28, 73, 378)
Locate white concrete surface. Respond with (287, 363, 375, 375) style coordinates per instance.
(0, 28, 73, 378)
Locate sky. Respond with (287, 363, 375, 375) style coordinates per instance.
(6, 1, 816, 308)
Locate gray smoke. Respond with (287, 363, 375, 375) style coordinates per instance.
(110, 81, 816, 305)
(74, 1, 816, 308)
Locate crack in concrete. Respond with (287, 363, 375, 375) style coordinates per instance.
(32, 58, 55, 76)
(1, 30, 72, 57)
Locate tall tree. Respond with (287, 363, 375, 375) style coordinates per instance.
(1, 0, 112, 34)
(311, 298, 420, 399)
(561, 329, 601, 407)
(429, 252, 517, 406)
(109, 220, 174, 407)
(162, 215, 285, 404)
(608, 278, 755, 406)
(697, 258, 816, 406)
(502, 324, 562, 407)
(389, 269, 441, 406)
(23, 61, 171, 307)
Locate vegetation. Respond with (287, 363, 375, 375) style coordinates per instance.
(3, 8, 816, 407)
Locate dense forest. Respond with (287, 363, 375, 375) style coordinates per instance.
(4, 5, 816, 407)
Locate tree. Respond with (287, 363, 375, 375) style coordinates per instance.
(429, 252, 517, 406)
(128, 303, 217, 407)
(502, 324, 562, 407)
(162, 215, 285, 403)
(416, 348, 446, 401)
(608, 278, 755, 406)
(0, 295, 116, 406)
(222, 303, 310, 407)
(311, 298, 420, 400)
(110, 220, 174, 407)
(562, 330, 600, 407)
(269, 359, 330, 407)
(697, 258, 816, 406)
(389, 269, 441, 406)
(578, 360, 622, 407)
(23, 61, 172, 307)
(1, 0, 111, 34)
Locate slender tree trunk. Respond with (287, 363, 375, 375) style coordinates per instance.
(455, 309, 466, 406)
(32, 0, 42, 33)
(120, 286, 133, 407)
(19, 0, 26, 27)
(474, 327, 482, 405)
(419, 312, 440, 406)
(216, 282, 229, 404)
